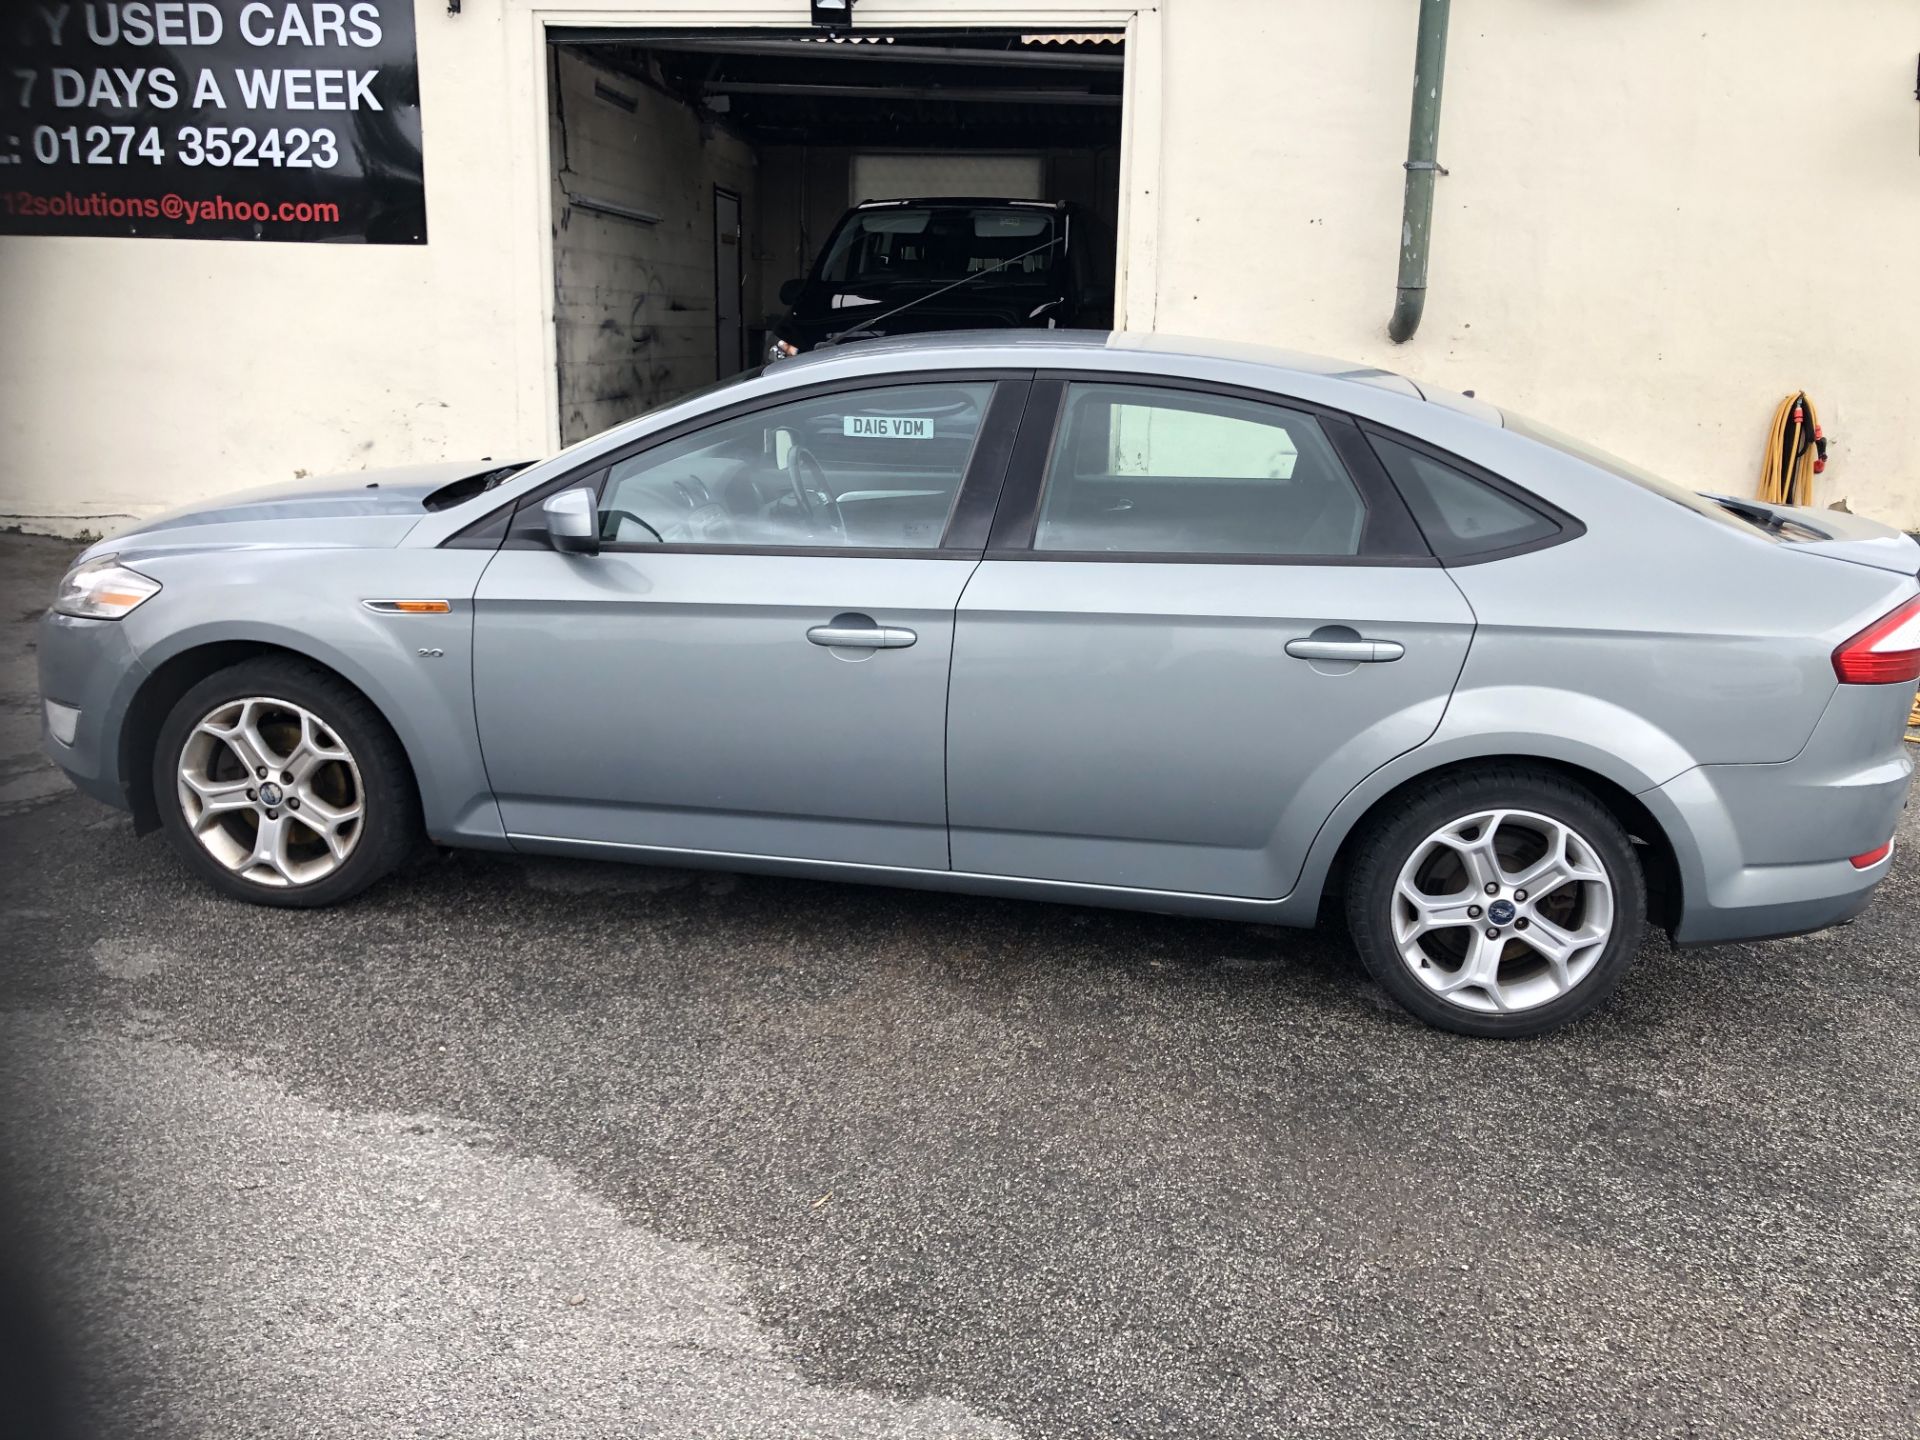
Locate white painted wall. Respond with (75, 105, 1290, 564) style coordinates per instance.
(2, 0, 1915, 534)
(1150, 0, 1920, 524)
(0, 0, 524, 532)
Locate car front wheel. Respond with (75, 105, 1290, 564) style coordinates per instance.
(154, 658, 419, 907)
(1345, 767, 1647, 1037)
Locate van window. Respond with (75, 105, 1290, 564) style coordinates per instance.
(819, 207, 1058, 286)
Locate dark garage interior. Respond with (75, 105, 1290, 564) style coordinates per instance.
(547, 29, 1125, 443)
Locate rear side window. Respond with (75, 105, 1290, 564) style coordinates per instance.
(1368, 435, 1560, 560)
(1035, 384, 1368, 558)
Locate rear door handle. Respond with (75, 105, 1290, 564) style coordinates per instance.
(807, 621, 917, 650)
(1284, 638, 1406, 663)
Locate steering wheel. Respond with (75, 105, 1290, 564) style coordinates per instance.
(782, 446, 843, 539)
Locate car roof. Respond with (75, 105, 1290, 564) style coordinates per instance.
(774, 328, 1447, 404)
(404, 332, 1519, 550)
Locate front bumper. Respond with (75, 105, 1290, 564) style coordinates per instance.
(37, 610, 149, 812)
(1646, 683, 1914, 945)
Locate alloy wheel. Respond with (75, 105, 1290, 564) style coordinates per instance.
(1391, 808, 1614, 1014)
(176, 695, 364, 887)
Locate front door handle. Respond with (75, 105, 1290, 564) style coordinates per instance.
(1284, 638, 1406, 663)
(807, 620, 917, 650)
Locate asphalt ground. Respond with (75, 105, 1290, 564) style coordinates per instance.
(2, 530, 1916, 1438)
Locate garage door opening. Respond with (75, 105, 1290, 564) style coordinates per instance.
(546, 28, 1125, 444)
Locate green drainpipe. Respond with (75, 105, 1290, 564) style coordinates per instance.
(1388, 0, 1453, 344)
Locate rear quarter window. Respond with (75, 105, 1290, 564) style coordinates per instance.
(1368, 434, 1562, 560)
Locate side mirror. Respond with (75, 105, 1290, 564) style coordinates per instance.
(778, 278, 805, 306)
(542, 487, 600, 556)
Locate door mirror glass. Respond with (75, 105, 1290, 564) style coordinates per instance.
(542, 487, 600, 556)
(778, 278, 805, 306)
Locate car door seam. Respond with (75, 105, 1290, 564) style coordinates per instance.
(467, 541, 515, 845)
(1430, 564, 1481, 741)
(944, 558, 994, 869)
(943, 379, 1039, 870)
(1284, 573, 1481, 903)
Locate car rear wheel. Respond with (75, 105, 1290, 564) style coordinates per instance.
(154, 658, 419, 908)
(1345, 767, 1647, 1037)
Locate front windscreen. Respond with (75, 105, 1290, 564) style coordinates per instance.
(817, 208, 1058, 286)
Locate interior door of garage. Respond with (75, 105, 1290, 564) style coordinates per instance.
(714, 187, 743, 375)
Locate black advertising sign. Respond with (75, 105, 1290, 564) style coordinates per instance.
(0, 2, 425, 242)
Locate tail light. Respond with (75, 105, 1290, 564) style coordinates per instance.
(1832, 594, 1920, 684)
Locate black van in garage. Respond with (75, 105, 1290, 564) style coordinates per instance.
(767, 198, 1112, 358)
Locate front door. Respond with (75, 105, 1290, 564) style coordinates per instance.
(473, 377, 1022, 871)
(946, 379, 1475, 898)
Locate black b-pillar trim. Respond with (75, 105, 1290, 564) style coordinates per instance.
(984, 378, 1067, 553)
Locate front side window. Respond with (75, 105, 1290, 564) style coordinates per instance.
(1033, 384, 1369, 558)
(597, 382, 994, 550)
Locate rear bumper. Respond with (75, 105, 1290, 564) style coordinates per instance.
(1659, 842, 1886, 947)
(1645, 684, 1914, 945)
(37, 610, 147, 812)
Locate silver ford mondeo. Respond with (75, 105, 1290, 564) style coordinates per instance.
(37, 332, 1919, 1036)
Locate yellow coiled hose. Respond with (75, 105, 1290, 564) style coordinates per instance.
(1758, 394, 1918, 741)
(1758, 392, 1825, 508)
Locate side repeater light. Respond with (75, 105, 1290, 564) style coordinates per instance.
(362, 600, 453, 615)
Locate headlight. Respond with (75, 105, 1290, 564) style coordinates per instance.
(53, 555, 161, 620)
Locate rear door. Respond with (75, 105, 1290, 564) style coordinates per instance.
(946, 378, 1476, 898)
(472, 374, 1025, 870)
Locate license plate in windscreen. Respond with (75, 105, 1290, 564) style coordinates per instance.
(844, 416, 934, 439)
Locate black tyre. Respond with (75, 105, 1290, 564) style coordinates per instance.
(153, 657, 420, 908)
(1344, 766, 1647, 1038)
